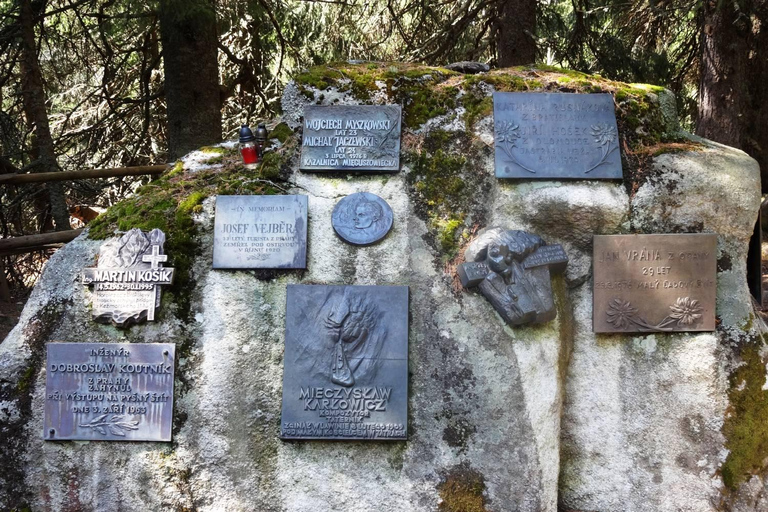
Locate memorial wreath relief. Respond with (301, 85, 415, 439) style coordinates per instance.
(458, 227, 568, 326)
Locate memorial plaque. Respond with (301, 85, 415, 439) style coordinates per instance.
(457, 227, 568, 326)
(493, 92, 622, 179)
(593, 234, 717, 333)
(281, 285, 408, 440)
(213, 195, 308, 269)
(300, 105, 401, 172)
(331, 192, 393, 246)
(44, 343, 175, 441)
(82, 228, 175, 327)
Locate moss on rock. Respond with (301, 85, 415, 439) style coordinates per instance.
(721, 341, 768, 490)
(437, 463, 488, 512)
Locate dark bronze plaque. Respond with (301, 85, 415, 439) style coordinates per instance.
(212, 195, 308, 269)
(44, 343, 175, 441)
(493, 92, 622, 179)
(81, 228, 175, 327)
(457, 227, 568, 325)
(331, 192, 393, 246)
(300, 105, 401, 172)
(280, 285, 408, 440)
(593, 234, 717, 333)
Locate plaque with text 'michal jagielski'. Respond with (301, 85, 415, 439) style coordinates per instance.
(493, 92, 622, 179)
(213, 195, 308, 269)
(44, 343, 175, 441)
(281, 285, 408, 440)
(593, 234, 717, 333)
(300, 105, 401, 172)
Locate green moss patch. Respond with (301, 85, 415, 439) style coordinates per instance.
(437, 463, 488, 512)
(268, 122, 293, 143)
(721, 342, 768, 490)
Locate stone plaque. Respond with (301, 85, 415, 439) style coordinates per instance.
(493, 92, 622, 179)
(281, 285, 408, 440)
(300, 105, 401, 172)
(44, 343, 175, 441)
(331, 192, 394, 246)
(458, 227, 568, 325)
(213, 195, 308, 269)
(82, 228, 175, 327)
(593, 234, 717, 333)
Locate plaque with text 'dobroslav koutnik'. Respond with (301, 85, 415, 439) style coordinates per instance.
(213, 195, 307, 269)
(281, 285, 408, 440)
(593, 234, 717, 333)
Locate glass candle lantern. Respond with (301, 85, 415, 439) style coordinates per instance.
(239, 125, 258, 168)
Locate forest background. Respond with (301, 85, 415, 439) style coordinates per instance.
(0, 0, 766, 309)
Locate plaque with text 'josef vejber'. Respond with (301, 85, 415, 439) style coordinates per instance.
(281, 285, 408, 440)
(213, 195, 308, 269)
(593, 234, 717, 333)
(300, 105, 401, 172)
(493, 92, 622, 179)
(44, 343, 175, 441)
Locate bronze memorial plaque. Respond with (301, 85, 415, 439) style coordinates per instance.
(44, 343, 175, 441)
(281, 285, 408, 440)
(593, 234, 717, 333)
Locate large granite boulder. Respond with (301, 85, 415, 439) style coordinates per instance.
(0, 63, 764, 512)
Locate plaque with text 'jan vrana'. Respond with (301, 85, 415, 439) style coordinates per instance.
(493, 92, 622, 179)
(213, 195, 308, 269)
(593, 234, 717, 333)
(300, 105, 401, 172)
(44, 343, 175, 441)
(281, 285, 408, 440)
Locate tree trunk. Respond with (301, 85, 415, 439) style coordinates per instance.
(496, 0, 537, 67)
(697, 0, 768, 190)
(19, 0, 70, 231)
(159, 0, 222, 159)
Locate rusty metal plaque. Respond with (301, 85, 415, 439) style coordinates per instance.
(593, 234, 717, 333)
(44, 343, 175, 441)
(300, 105, 401, 172)
(213, 195, 308, 269)
(280, 285, 408, 440)
(493, 92, 622, 179)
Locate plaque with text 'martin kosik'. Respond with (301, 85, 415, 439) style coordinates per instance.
(81, 228, 175, 328)
(281, 285, 408, 440)
(593, 234, 717, 333)
(213, 195, 308, 269)
(300, 105, 402, 172)
(493, 92, 622, 179)
(44, 343, 175, 442)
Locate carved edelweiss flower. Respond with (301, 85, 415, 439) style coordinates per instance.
(591, 123, 617, 146)
(668, 297, 703, 325)
(606, 298, 637, 329)
(495, 121, 520, 144)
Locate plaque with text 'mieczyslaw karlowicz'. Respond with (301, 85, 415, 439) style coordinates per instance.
(300, 105, 401, 172)
(281, 285, 408, 440)
(593, 234, 717, 333)
(82, 228, 174, 327)
(44, 343, 175, 441)
(493, 92, 622, 179)
(213, 195, 307, 269)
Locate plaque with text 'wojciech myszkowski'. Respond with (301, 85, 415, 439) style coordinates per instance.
(44, 343, 175, 441)
(300, 105, 401, 172)
(593, 234, 717, 333)
(493, 92, 622, 179)
(281, 285, 408, 440)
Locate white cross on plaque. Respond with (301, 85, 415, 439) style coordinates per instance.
(142, 244, 167, 269)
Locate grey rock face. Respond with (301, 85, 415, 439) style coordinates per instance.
(0, 68, 765, 512)
(445, 61, 490, 74)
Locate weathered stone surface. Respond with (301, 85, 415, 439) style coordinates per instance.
(1, 63, 765, 511)
(445, 61, 490, 74)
